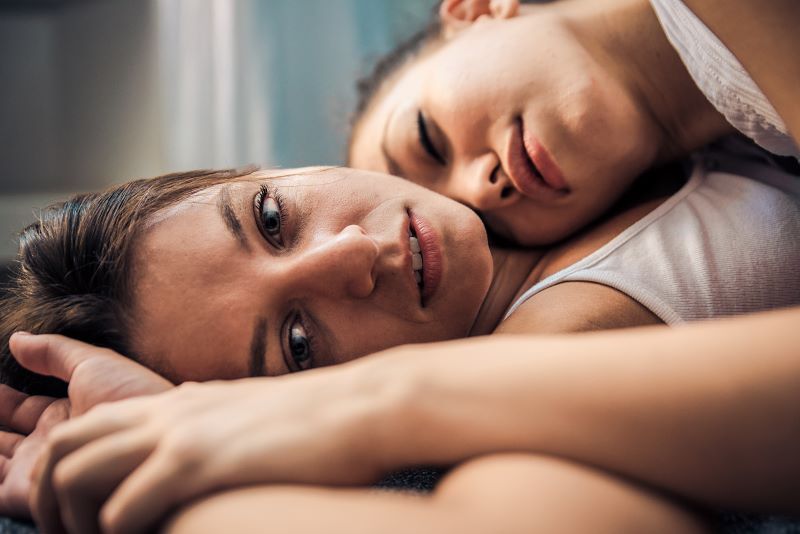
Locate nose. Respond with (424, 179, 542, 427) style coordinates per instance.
(287, 225, 379, 299)
(451, 158, 519, 212)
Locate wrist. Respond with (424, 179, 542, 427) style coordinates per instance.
(348, 337, 532, 472)
(339, 347, 430, 476)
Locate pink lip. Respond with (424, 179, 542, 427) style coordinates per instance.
(409, 210, 442, 306)
(505, 118, 569, 199)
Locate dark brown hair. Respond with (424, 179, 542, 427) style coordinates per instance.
(350, 10, 441, 133)
(0, 166, 259, 396)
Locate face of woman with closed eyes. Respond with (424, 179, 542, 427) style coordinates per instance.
(128, 167, 493, 383)
(349, 0, 662, 246)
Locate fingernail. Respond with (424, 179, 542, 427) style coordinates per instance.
(12, 331, 31, 337)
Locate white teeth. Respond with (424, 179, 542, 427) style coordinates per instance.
(412, 252, 423, 271)
(409, 235, 424, 289)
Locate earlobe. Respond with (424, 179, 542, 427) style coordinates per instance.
(439, 0, 519, 38)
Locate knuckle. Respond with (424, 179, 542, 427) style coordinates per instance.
(161, 430, 208, 472)
(174, 381, 202, 396)
(46, 426, 73, 457)
(99, 505, 122, 534)
(50, 462, 76, 496)
(85, 400, 128, 422)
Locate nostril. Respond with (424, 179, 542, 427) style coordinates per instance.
(501, 186, 514, 198)
(489, 164, 500, 184)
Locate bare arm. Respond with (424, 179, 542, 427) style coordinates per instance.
(681, 0, 800, 140)
(497, 281, 663, 334)
(164, 454, 708, 534)
(25, 310, 800, 532)
(369, 308, 800, 514)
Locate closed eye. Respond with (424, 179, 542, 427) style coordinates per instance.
(417, 110, 446, 166)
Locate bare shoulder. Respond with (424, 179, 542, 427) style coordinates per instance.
(497, 281, 662, 335)
(497, 193, 668, 335)
(681, 0, 800, 138)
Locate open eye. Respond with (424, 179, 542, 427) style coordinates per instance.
(262, 197, 281, 235)
(287, 318, 314, 372)
(255, 184, 286, 247)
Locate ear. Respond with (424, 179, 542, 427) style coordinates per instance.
(439, 0, 519, 38)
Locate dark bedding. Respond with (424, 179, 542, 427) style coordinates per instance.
(0, 470, 798, 532)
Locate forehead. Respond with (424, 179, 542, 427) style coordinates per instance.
(129, 183, 255, 382)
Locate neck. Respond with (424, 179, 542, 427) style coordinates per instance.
(469, 245, 544, 336)
(565, 0, 733, 162)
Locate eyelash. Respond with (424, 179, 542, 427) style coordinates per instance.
(254, 183, 289, 247)
(253, 185, 318, 373)
(284, 312, 320, 373)
(417, 110, 446, 166)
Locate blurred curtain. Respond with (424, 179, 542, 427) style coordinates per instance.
(154, 0, 434, 169)
(0, 0, 434, 260)
(156, 0, 272, 170)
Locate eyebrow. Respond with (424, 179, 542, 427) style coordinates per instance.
(217, 185, 250, 252)
(249, 316, 268, 377)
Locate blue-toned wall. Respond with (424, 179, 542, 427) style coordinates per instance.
(0, 0, 435, 260)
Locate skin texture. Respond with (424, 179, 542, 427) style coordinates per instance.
(680, 0, 800, 143)
(349, 0, 731, 245)
(15, 309, 800, 534)
(0, 334, 172, 520)
(4, 0, 800, 528)
(164, 454, 711, 534)
(129, 167, 494, 382)
(2, 164, 673, 532)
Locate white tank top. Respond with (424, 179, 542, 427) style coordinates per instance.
(649, 0, 800, 159)
(503, 140, 800, 324)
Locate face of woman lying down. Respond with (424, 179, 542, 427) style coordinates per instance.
(129, 168, 493, 383)
(349, 2, 661, 246)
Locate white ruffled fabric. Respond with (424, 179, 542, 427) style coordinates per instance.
(649, 0, 800, 158)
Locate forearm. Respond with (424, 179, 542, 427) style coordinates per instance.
(163, 485, 449, 534)
(364, 308, 800, 513)
(163, 454, 707, 534)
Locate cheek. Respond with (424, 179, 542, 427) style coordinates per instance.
(561, 71, 655, 168)
(323, 305, 468, 366)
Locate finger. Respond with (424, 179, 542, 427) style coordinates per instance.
(0, 405, 68, 519)
(0, 455, 8, 483)
(49, 430, 155, 534)
(0, 432, 24, 459)
(0, 384, 56, 434)
(9, 333, 108, 383)
(0, 456, 30, 518)
(31, 410, 134, 534)
(100, 448, 198, 534)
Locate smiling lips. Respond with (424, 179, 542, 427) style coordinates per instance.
(408, 210, 442, 306)
(506, 118, 569, 200)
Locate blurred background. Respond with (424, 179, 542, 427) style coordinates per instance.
(0, 0, 435, 267)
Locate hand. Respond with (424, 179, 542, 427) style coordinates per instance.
(4, 333, 174, 525)
(0, 386, 68, 518)
(9, 333, 174, 417)
(32, 363, 397, 534)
